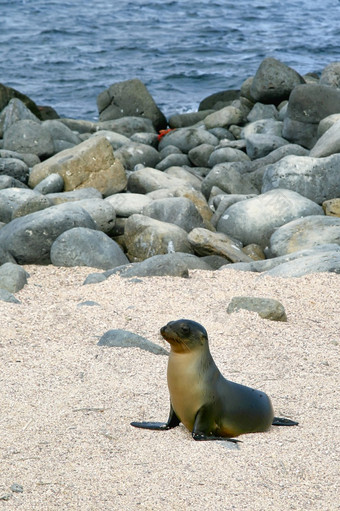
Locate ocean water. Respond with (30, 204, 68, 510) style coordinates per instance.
(1, 0, 340, 121)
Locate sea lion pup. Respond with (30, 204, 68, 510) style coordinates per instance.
(131, 319, 298, 442)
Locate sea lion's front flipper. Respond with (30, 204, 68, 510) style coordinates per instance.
(191, 405, 241, 443)
(131, 404, 180, 431)
(272, 417, 299, 426)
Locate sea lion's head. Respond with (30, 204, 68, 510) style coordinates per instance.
(160, 319, 208, 353)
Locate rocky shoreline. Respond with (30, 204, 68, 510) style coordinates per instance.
(1, 57, 340, 300)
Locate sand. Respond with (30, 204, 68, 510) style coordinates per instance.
(1, 266, 339, 510)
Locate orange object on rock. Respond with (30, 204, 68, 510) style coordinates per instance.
(157, 128, 175, 141)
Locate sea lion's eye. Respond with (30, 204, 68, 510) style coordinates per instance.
(181, 325, 190, 335)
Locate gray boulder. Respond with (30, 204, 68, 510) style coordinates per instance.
(250, 57, 305, 104)
(97, 329, 168, 355)
(90, 130, 130, 150)
(320, 62, 340, 87)
(282, 84, 340, 148)
(42, 119, 82, 152)
(105, 192, 152, 217)
(12, 195, 53, 219)
(203, 105, 244, 129)
(114, 142, 161, 170)
(241, 118, 283, 139)
(310, 119, 340, 158)
(269, 215, 340, 257)
(33, 173, 64, 194)
(208, 147, 250, 167)
(50, 227, 128, 269)
(188, 227, 253, 263)
(0, 288, 21, 303)
(3, 119, 54, 158)
(0, 149, 40, 168)
(262, 154, 340, 204)
(0, 202, 97, 264)
(74, 198, 116, 235)
(156, 153, 191, 171)
(0, 175, 29, 190)
(227, 296, 287, 321)
(0, 262, 29, 293)
(217, 189, 323, 249)
(188, 144, 215, 167)
(0, 97, 40, 137)
(158, 128, 218, 153)
(247, 103, 279, 122)
(0, 158, 29, 184)
(128, 167, 186, 194)
(97, 116, 156, 137)
(169, 110, 214, 128)
(97, 78, 167, 130)
(262, 250, 340, 277)
(142, 197, 206, 232)
(124, 213, 193, 261)
(0, 188, 42, 223)
(201, 162, 259, 199)
(245, 134, 289, 160)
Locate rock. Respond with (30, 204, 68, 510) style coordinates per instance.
(0, 98, 40, 137)
(28, 137, 127, 197)
(0, 288, 21, 303)
(320, 62, 340, 87)
(245, 134, 289, 159)
(262, 153, 340, 204)
(201, 255, 231, 269)
(169, 110, 214, 128)
(241, 118, 283, 139)
(124, 213, 193, 261)
(158, 128, 218, 153)
(0, 149, 40, 168)
(282, 84, 340, 148)
(0, 202, 97, 264)
(12, 195, 53, 219)
(0, 188, 43, 223)
(164, 167, 202, 189)
(217, 189, 323, 249)
(45, 187, 102, 205)
(159, 145, 183, 159)
(130, 132, 159, 147)
(60, 118, 98, 134)
(0, 82, 41, 119)
(227, 296, 287, 321)
(33, 173, 64, 194)
(128, 167, 185, 194)
(169, 186, 213, 224)
(142, 197, 206, 232)
(242, 243, 265, 261)
(97, 78, 167, 130)
(188, 227, 253, 263)
(317, 113, 340, 138)
(309, 119, 340, 158)
(208, 147, 250, 167)
(201, 163, 259, 199)
(247, 103, 279, 122)
(203, 106, 244, 129)
(198, 89, 240, 111)
(0, 175, 29, 190)
(50, 227, 128, 269)
(322, 198, 340, 217)
(188, 144, 215, 167)
(42, 119, 82, 152)
(105, 192, 152, 217)
(156, 153, 191, 171)
(268, 215, 340, 256)
(211, 194, 257, 227)
(262, 249, 340, 277)
(226, 245, 340, 273)
(0, 262, 28, 293)
(250, 57, 305, 104)
(114, 142, 161, 170)
(0, 158, 29, 184)
(3, 120, 54, 158)
(97, 116, 156, 137)
(90, 130, 130, 150)
(97, 329, 168, 355)
(73, 198, 116, 235)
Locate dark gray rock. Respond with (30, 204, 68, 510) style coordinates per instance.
(0, 175, 29, 190)
(188, 227, 253, 263)
(169, 110, 214, 128)
(0, 149, 40, 168)
(74, 198, 116, 235)
(227, 296, 287, 321)
(142, 197, 206, 232)
(42, 119, 82, 152)
(241, 118, 283, 139)
(97, 329, 168, 355)
(245, 134, 289, 160)
(33, 173, 64, 194)
(262, 154, 340, 204)
(90, 130, 130, 150)
(97, 78, 167, 130)
(208, 147, 250, 167)
(12, 195, 53, 219)
(250, 57, 305, 104)
(97, 116, 156, 137)
(105, 192, 152, 217)
(0, 188, 43, 223)
(269, 215, 340, 257)
(262, 250, 340, 277)
(50, 227, 128, 269)
(217, 189, 323, 249)
(282, 84, 340, 148)
(3, 120, 54, 158)
(130, 132, 159, 147)
(45, 187, 102, 205)
(158, 128, 218, 153)
(247, 103, 279, 122)
(156, 153, 191, 171)
(0, 262, 29, 293)
(0, 202, 97, 264)
(0, 97, 40, 137)
(188, 144, 215, 167)
(0, 288, 21, 304)
(0, 158, 29, 184)
(128, 167, 187, 194)
(320, 62, 340, 87)
(0, 82, 42, 119)
(201, 163, 259, 199)
(198, 89, 240, 111)
(114, 142, 161, 170)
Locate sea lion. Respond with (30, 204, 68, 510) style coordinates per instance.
(131, 319, 298, 441)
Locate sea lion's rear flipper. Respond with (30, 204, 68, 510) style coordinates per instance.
(272, 417, 299, 426)
(192, 405, 241, 443)
(131, 404, 180, 431)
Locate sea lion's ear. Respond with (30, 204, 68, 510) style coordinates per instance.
(180, 324, 190, 336)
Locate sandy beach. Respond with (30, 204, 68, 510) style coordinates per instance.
(1, 266, 339, 510)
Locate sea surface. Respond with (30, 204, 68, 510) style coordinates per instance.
(1, 0, 340, 121)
